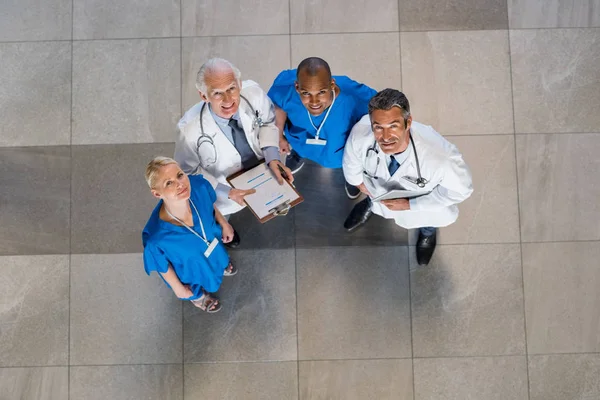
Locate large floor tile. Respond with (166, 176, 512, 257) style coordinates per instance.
(72, 39, 180, 145)
(182, 36, 290, 111)
(0, 43, 71, 147)
(297, 247, 411, 360)
(181, 0, 288, 36)
(291, 33, 402, 91)
(509, 0, 600, 28)
(0, 367, 68, 400)
(228, 208, 295, 250)
(73, 0, 180, 39)
(70, 254, 181, 365)
(432, 135, 520, 245)
(516, 134, 600, 242)
(299, 359, 413, 400)
(71, 143, 174, 254)
(0, 256, 68, 367)
(184, 250, 296, 362)
(0, 0, 71, 41)
(399, 0, 508, 31)
(290, 0, 398, 33)
(411, 244, 525, 357)
(185, 362, 297, 400)
(0, 147, 70, 255)
(529, 354, 600, 400)
(401, 31, 513, 136)
(294, 161, 407, 248)
(413, 356, 528, 400)
(522, 242, 600, 354)
(70, 365, 182, 400)
(511, 29, 600, 134)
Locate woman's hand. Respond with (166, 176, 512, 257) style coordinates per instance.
(173, 284, 194, 299)
(221, 222, 235, 243)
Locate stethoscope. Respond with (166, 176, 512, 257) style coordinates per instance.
(196, 95, 275, 167)
(364, 131, 428, 188)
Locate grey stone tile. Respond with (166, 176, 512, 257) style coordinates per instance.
(413, 356, 528, 400)
(185, 362, 297, 400)
(70, 365, 182, 400)
(411, 244, 525, 357)
(0, 147, 70, 255)
(294, 161, 407, 248)
(182, 36, 290, 111)
(509, 0, 600, 28)
(299, 359, 413, 400)
(227, 208, 295, 250)
(0, 256, 68, 367)
(72, 39, 180, 144)
(529, 354, 600, 400)
(0, 0, 71, 41)
(401, 31, 513, 136)
(290, 0, 398, 33)
(511, 29, 600, 134)
(73, 0, 180, 39)
(297, 247, 411, 360)
(291, 33, 402, 91)
(516, 134, 600, 242)
(183, 250, 296, 362)
(0, 42, 71, 147)
(71, 143, 174, 254)
(0, 367, 68, 400)
(432, 135, 519, 245)
(181, 0, 289, 36)
(70, 254, 182, 365)
(522, 242, 600, 354)
(399, 0, 508, 31)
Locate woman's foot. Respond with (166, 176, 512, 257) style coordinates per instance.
(223, 262, 238, 276)
(191, 292, 222, 313)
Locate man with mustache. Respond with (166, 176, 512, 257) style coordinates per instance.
(343, 89, 473, 265)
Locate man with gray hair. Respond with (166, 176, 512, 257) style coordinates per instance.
(175, 58, 293, 247)
(342, 89, 473, 265)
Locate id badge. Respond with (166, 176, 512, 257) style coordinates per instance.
(203, 238, 219, 258)
(306, 138, 327, 146)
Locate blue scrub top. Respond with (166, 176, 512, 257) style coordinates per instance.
(142, 174, 229, 300)
(268, 69, 376, 168)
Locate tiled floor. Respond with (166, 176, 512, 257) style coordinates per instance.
(1, 0, 599, 399)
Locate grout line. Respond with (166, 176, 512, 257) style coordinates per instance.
(506, 25, 532, 400)
(288, 0, 293, 70)
(396, 0, 403, 90)
(293, 214, 301, 399)
(68, 1, 74, 397)
(407, 245, 416, 399)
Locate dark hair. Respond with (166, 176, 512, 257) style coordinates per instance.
(368, 89, 411, 127)
(296, 57, 332, 80)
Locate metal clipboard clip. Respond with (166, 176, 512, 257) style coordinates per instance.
(268, 200, 292, 217)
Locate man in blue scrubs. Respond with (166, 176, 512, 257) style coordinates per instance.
(268, 57, 376, 229)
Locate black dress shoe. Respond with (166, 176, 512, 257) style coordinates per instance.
(416, 229, 437, 266)
(344, 198, 373, 232)
(225, 229, 241, 248)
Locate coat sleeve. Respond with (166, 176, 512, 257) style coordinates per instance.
(409, 142, 473, 211)
(247, 83, 280, 149)
(342, 123, 367, 187)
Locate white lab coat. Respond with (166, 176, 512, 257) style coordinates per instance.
(175, 80, 280, 216)
(343, 116, 473, 229)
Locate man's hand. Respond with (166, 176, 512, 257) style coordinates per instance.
(221, 222, 234, 243)
(279, 136, 291, 155)
(174, 284, 194, 299)
(381, 198, 410, 211)
(229, 188, 256, 206)
(269, 160, 294, 185)
(357, 183, 372, 197)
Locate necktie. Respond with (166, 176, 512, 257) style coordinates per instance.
(388, 156, 400, 176)
(228, 119, 258, 169)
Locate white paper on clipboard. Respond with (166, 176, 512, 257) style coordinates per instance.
(228, 163, 300, 219)
(372, 188, 431, 202)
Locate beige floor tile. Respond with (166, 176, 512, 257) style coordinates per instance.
(0, 367, 68, 400)
(0, 0, 71, 41)
(529, 354, 600, 400)
(509, 0, 600, 28)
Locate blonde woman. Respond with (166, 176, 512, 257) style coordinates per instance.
(142, 157, 237, 313)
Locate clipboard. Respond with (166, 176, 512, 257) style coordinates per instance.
(226, 161, 304, 223)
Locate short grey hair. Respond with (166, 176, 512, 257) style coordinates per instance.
(145, 156, 178, 189)
(368, 89, 411, 127)
(195, 58, 242, 93)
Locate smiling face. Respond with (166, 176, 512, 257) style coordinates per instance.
(200, 69, 241, 119)
(150, 163, 191, 202)
(295, 68, 336, 116)
(371, 107, 412, 155)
